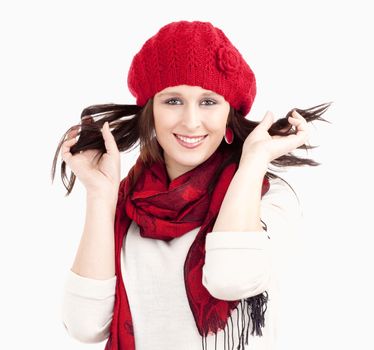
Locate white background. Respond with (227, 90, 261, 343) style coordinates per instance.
(1, 1, 373, 349)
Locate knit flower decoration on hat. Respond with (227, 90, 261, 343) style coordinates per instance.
(216, 45, 241, 75)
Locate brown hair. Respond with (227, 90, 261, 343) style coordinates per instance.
(51, 99, 332, 198)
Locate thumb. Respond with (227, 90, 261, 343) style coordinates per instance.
(101, 122, 119, 155)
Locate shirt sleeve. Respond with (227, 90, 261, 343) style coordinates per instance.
(61, 269, 117, 343)
(202, 177, 303, 301)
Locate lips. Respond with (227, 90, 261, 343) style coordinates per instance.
(173, 133, 207, 148)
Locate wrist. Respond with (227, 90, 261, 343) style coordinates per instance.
(86, 191, 118, 207)
(239, 154, 268, 175)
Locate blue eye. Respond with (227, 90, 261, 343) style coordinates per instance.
(165, 98, 217, 105)
(201, 99, 216, 106)
(165, 98, 181, 105)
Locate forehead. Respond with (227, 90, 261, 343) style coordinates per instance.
(155, 85, 222, 98)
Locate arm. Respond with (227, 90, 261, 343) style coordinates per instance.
(203, 110, 308, 300)
(61, 270, 116, 343)
(61, 120, 120, 280)
(71, 193, 117, 279)
(202, 177, 302, 301)
(62, 193, 118, 342)
(60, 120, 122, 341)
(212, 155, 267, 233)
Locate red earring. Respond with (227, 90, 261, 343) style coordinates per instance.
(224, 127, 234, 144)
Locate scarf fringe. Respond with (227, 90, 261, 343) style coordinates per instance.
(201, 292, 269, 350)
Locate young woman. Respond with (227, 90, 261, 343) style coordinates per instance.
(52, 20, 330, 350)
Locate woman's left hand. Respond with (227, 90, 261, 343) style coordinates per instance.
(240, 110, 310, 165)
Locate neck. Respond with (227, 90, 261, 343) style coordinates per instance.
(163, 153, 196, 182)
(165, 162, 193, 182)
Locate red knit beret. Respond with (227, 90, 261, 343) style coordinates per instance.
(127, 20, 256, 117)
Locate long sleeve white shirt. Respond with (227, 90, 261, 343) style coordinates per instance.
(61, 177, 302, 349)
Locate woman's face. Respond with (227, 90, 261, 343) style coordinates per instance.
(153, 84, 230, 181)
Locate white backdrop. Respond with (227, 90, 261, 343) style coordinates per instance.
(1, 1, 373, 349)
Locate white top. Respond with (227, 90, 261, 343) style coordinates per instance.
(61, 177, 302, 349)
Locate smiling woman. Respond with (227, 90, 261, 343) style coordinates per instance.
(51, 20, 331, 350)
(153, 85, 231, 181)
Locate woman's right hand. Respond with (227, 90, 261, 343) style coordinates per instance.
(60, 121, 121, 199)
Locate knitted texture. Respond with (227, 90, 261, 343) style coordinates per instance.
(127, 20, 257, 117)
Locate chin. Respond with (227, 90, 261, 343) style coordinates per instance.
(166, 151, 206, 168)
(180, 151, 214, 166)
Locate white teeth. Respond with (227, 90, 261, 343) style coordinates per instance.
(175, 135, 205, 143)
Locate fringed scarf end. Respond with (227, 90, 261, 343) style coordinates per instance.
(199, 292, 269, 350)
(245, 291, 269, 338)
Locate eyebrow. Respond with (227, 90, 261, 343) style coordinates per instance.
(156, 91, 221, 98)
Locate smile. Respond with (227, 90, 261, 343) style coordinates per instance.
(174, 134, 208, 148)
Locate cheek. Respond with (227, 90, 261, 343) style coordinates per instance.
(154, 116, 177, 138)
(153, 109, 167, 130)
(154, 117, 174, 134)
(208, 114, 229, 134)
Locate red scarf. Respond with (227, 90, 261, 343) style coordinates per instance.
(104, 147, 270, 350)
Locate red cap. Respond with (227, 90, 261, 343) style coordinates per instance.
(127, 20, 256, 117)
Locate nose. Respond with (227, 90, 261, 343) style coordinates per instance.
(181, 104, 202, 130)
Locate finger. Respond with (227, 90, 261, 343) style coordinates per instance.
(63, 136, 78, 147)
(101, 122, 119, 156)
(272, 131, 308, 152)
(258, 111, 274, 131)
(67, 127, 79, 140)
(287, 118, 309, 144)
(61, 128, 79, 161)
(64, 125, 80, 143)
(61, 137, 77, 162)
(292, 110, 305, 120)
(61, 146, 73, 163)
(61, 151, 72, 163)
(291, 110, 308, 127)
(288, 115, 308, 133)
(62, 134, 78, 152)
